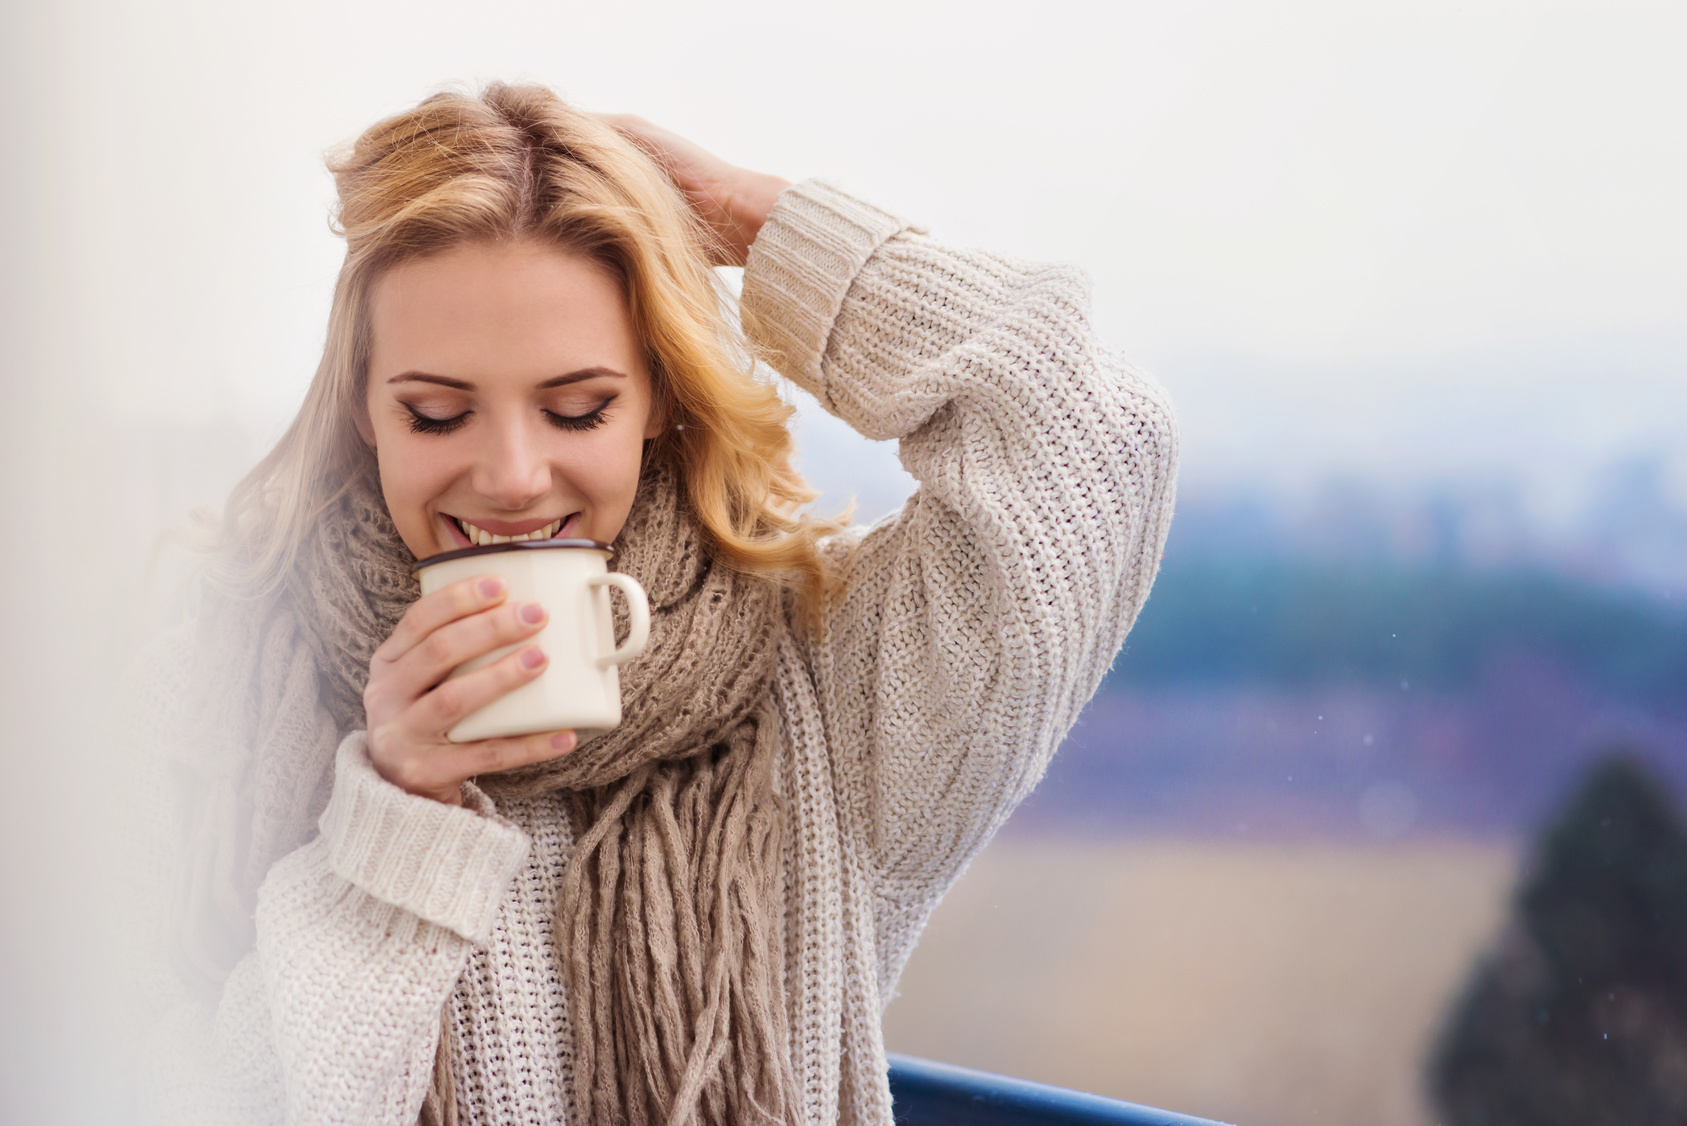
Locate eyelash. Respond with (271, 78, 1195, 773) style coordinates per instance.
(544, 405, 609, 432)
(402, 404, 610, 436)
(405, 405, 469, 435)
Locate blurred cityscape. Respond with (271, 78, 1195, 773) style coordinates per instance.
(1012, 456, 1687, 842)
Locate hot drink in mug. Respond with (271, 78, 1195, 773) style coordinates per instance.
(411, 540, 650, 743)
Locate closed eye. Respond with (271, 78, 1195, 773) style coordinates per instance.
(544, 404, 609, 432)
(405, 404, 470, 435)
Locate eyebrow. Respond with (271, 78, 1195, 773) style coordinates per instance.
(386, 367, 629, 390)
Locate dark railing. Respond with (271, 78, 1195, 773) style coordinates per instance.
(888, 1054, 1236, 1126)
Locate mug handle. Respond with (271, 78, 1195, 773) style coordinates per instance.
(588, 572, 650, 668)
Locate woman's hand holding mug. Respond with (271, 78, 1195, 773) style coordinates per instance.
(363, 575, 577, 806)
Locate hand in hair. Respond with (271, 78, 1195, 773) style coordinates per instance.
(600, 115, 791, 268)
(362, 575, 577, 805)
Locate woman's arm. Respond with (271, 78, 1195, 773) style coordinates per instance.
(136, 732, 530, 1124)
(601, 119, 1175, 984)
(743, 182, 1178, 985)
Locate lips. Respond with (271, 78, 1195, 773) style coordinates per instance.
(449, 515, 571, 546)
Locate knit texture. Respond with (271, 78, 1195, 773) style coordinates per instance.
(321, 738, 529, 947)
(461, 458, 801, 1126)
(169, 453, 803, 1126)
(132, 180, 1179, 1125)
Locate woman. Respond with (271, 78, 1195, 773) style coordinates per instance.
(136, 82, 1178, 1125)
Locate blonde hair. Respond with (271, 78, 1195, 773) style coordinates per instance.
(214, 83, 835, 609)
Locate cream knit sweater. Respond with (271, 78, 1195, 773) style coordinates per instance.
(136, 181, 1178, 1125)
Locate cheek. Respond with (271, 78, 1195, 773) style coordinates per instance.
(565, 418, 651, 534)
(372, 429, 461, 547)
(584, 430, 646, 497)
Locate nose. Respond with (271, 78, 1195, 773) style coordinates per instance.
(472, 415, 551, 510)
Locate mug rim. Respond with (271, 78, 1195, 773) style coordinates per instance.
(410, 538, 612, 575)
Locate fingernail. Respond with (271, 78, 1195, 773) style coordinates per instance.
(551, 731, 577, 752)
(519, 646, 546, 670)
(518, 601, 545, 625)
(478, 577, 505, 598)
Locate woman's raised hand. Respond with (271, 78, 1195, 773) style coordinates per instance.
(363, 575, 576, 805)
(601, 115, 791, 268)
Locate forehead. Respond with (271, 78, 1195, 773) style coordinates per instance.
(367, 239, 643, 378)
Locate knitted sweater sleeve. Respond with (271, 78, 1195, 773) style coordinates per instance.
(139, 732, 530, 1125)
(742, 182, 1178, 981)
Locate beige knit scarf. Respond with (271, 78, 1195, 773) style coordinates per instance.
(190, 454, 801, 1126)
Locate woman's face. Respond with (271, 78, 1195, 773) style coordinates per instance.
(361, 239, 663, 560)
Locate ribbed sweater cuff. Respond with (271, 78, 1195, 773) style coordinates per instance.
(319, 734, 531, 946)
(741, 180, 910, 404)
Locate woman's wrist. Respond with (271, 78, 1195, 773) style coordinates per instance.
(725, 172, 792, 266)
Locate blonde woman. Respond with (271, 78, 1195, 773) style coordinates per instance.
(135, 83, 1178, 1125)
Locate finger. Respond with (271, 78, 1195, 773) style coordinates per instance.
(452, 728, 580, 780)
(598, 113, 675, 167)
(597, 112, 652, 136)
(376, 575, 508, 664)
(408, 643, 549, 736)
(381, 728, 578, 800)
(378, 599, 548, 710)
(596, 113, 723, 186)
(598, 113, 679, 153)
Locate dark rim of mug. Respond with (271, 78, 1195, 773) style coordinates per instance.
(410, 538, 612, 575)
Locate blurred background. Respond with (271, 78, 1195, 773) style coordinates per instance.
(3, 1, 1685, 1123)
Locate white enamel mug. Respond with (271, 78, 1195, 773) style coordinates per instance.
(411, 540, 650, 744)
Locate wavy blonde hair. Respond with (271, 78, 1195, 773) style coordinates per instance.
(215, 82, 834, 609)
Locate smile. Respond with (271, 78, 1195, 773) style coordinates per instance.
(450, 515, 569, 546)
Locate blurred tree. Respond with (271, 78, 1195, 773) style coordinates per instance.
(1428, 754, 1687, 1125)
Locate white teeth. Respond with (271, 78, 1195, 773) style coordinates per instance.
(456, 517, 565, 546)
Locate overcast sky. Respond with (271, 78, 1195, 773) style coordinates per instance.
(7, 0, 1685, 516)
